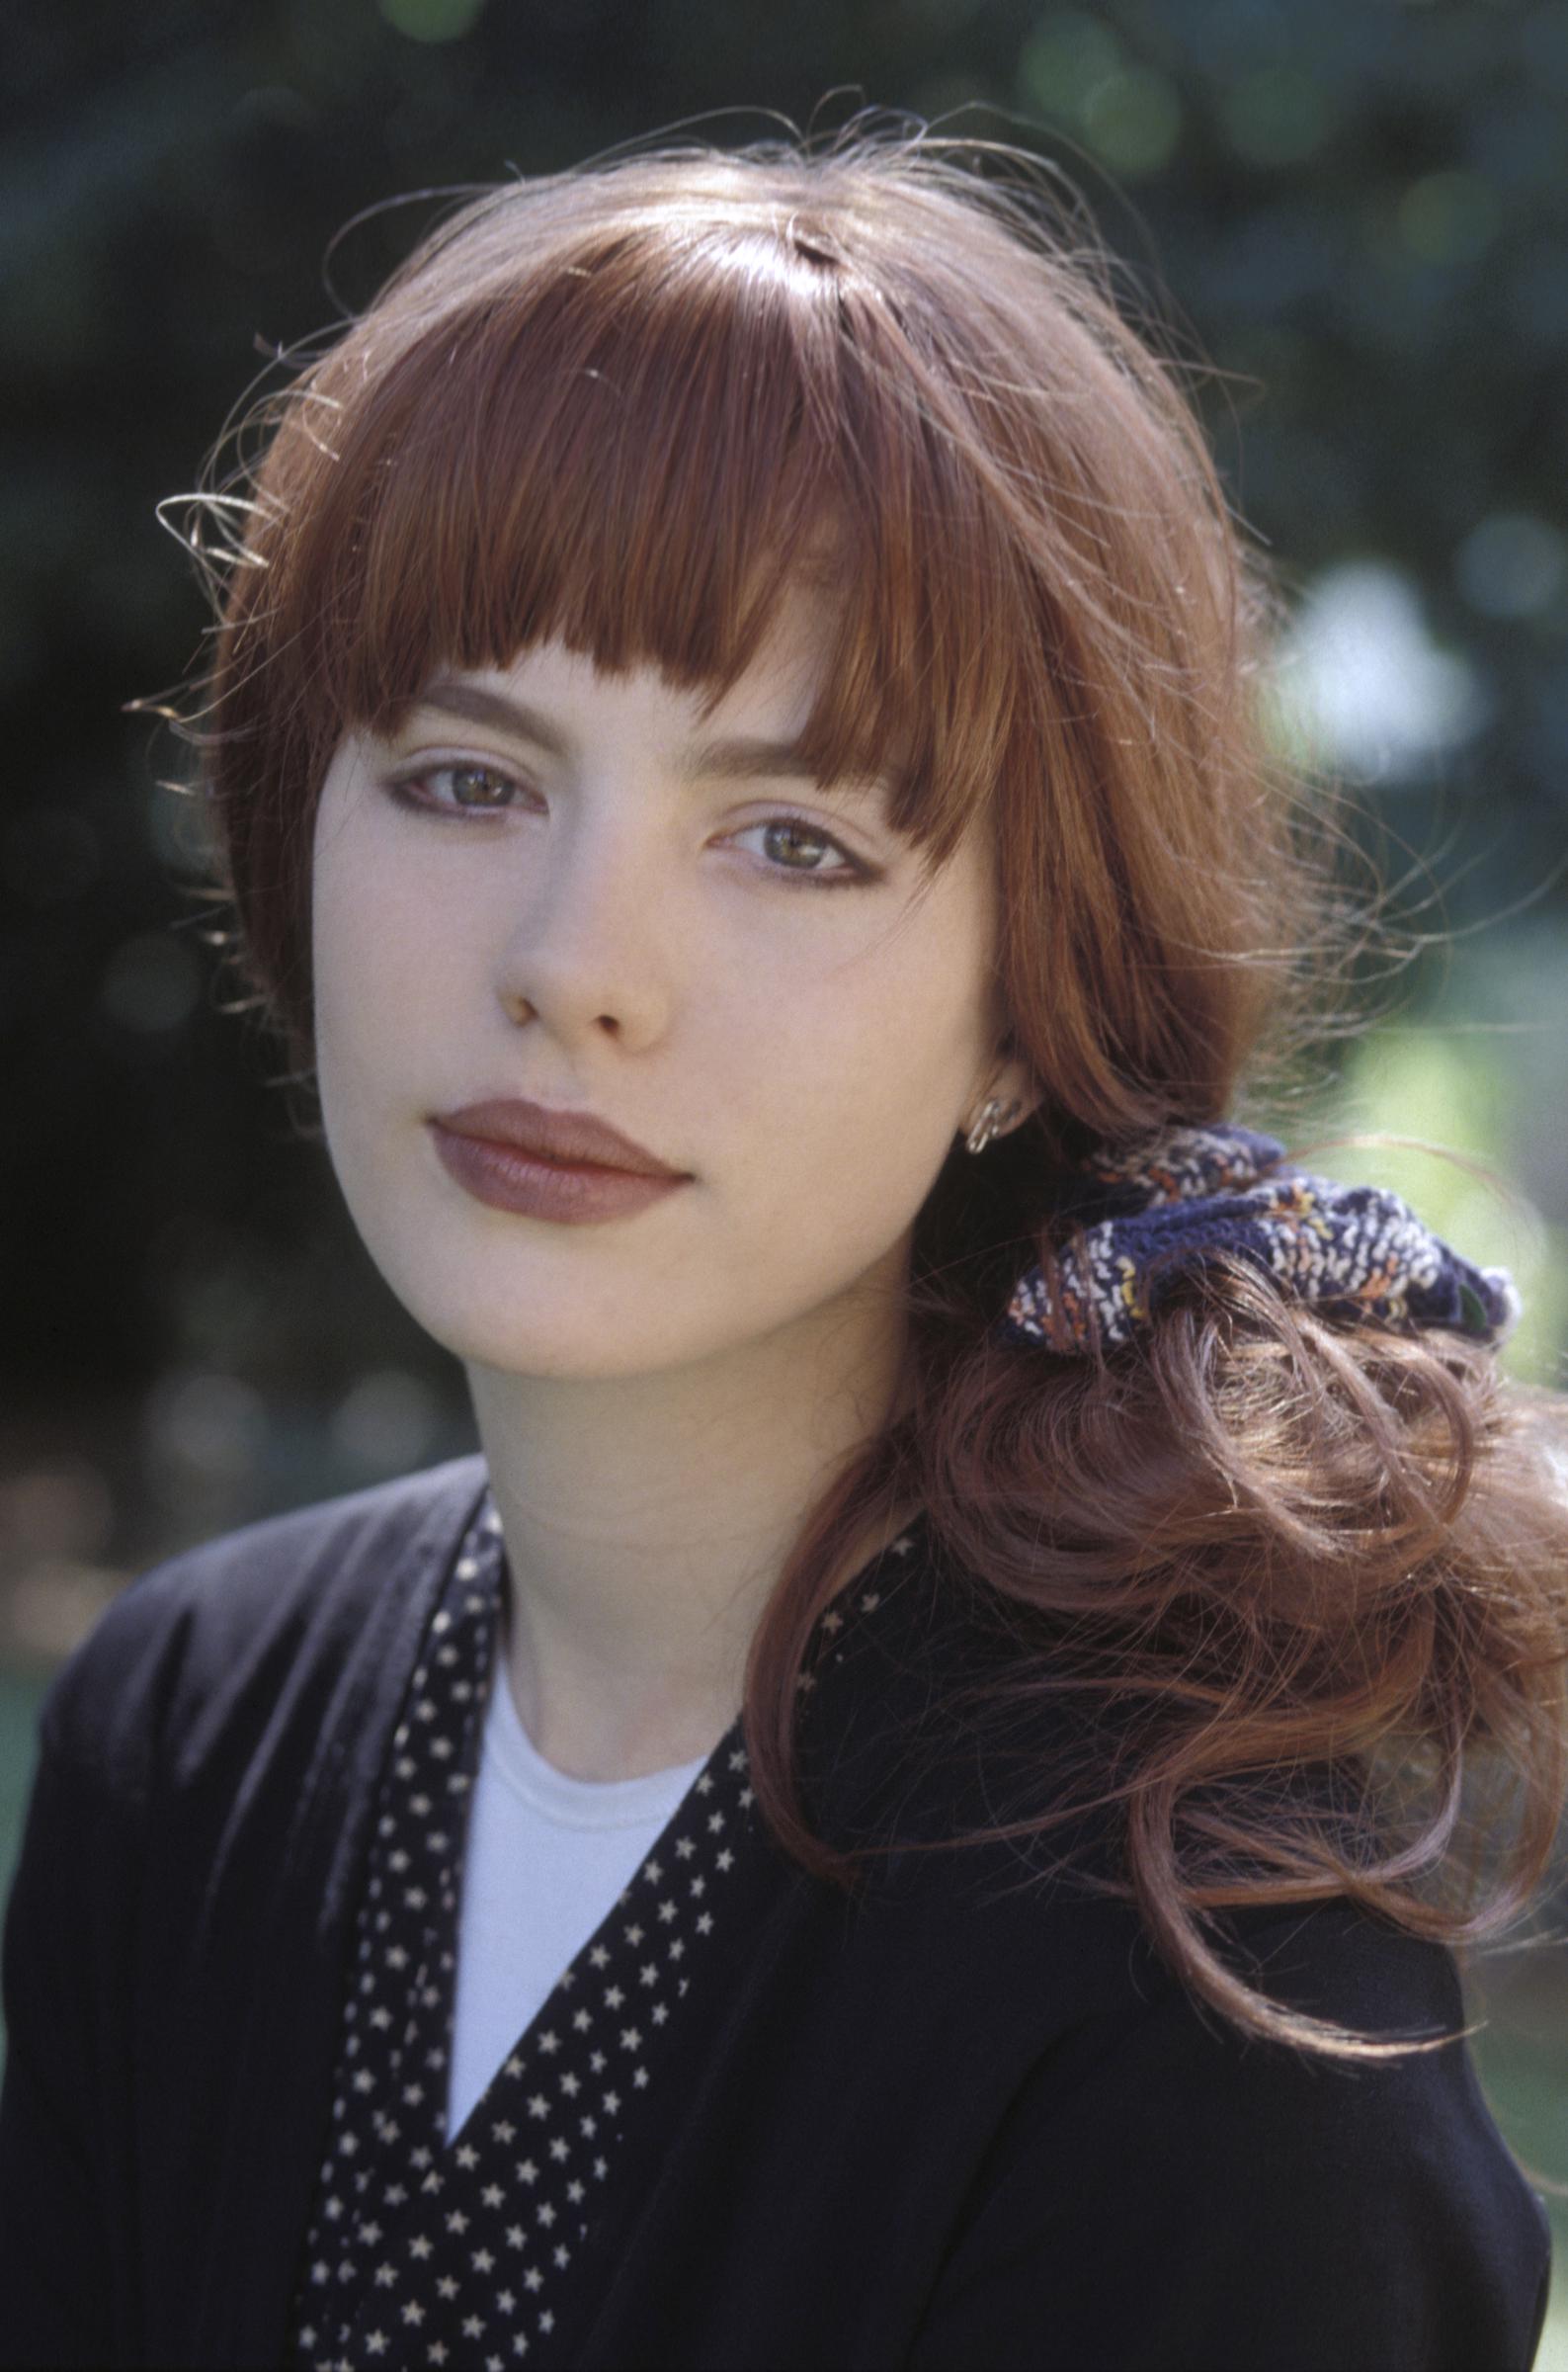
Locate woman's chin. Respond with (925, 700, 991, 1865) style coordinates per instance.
(369, 1258, 720, 1384)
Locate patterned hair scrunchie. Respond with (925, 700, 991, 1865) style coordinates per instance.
(999, 1121, 1524, 1357)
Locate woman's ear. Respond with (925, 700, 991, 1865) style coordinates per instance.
(996, 1058, 1045, 1135)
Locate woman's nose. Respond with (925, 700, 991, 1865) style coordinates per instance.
(492, 804, 676, 1051)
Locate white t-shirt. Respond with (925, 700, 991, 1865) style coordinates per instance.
(445, 1646, 710, 2143)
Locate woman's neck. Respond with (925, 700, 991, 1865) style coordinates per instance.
(465, 1289, 918, 1782)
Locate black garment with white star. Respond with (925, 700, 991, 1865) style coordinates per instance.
(283, 1482, 922, 2372)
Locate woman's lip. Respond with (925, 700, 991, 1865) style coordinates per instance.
(429, 1121, 691, 1225)
(434, 1096, 686, 1177)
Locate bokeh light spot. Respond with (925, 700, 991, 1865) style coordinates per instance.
(377, 0, 487, 42)
(1083, 67, 1182, 175)
(0, 1460, 115, 1564)
(1267, 558, 1489, 782)
(1017, 11, 1125, 123)
(1397, 170, 1504, 266)
(332, 1369, 445, 1475)
(100, 933, 202, 1034)
(142, 1369, 268, 1484)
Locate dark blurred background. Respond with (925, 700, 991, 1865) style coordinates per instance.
(3, 1, 1566, 2340)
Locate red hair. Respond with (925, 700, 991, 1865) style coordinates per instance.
(165, 120, 1568, 2061)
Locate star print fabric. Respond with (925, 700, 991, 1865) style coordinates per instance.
(285, 1482, 916, 2372)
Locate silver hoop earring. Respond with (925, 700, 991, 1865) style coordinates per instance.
(964, 1097, 1022, 1156)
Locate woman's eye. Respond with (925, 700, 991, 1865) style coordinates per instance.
(389, 760, 528, 813)
(733, 817, 866, 886)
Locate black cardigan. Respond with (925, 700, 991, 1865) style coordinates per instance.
(0, 1452, 1552, 2371)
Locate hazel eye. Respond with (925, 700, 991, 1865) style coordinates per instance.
(731, 816, 866, 885)
(407, 761, 525, 812)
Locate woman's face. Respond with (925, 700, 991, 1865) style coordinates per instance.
(310, 583, 1013, 1384)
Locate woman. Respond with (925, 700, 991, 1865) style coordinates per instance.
(3, 119, 1566, 2372)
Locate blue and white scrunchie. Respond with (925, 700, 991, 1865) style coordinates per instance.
(1000, 1121, 1524, 1357)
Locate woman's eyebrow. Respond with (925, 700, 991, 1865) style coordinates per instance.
(410, 675, 845, 788)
